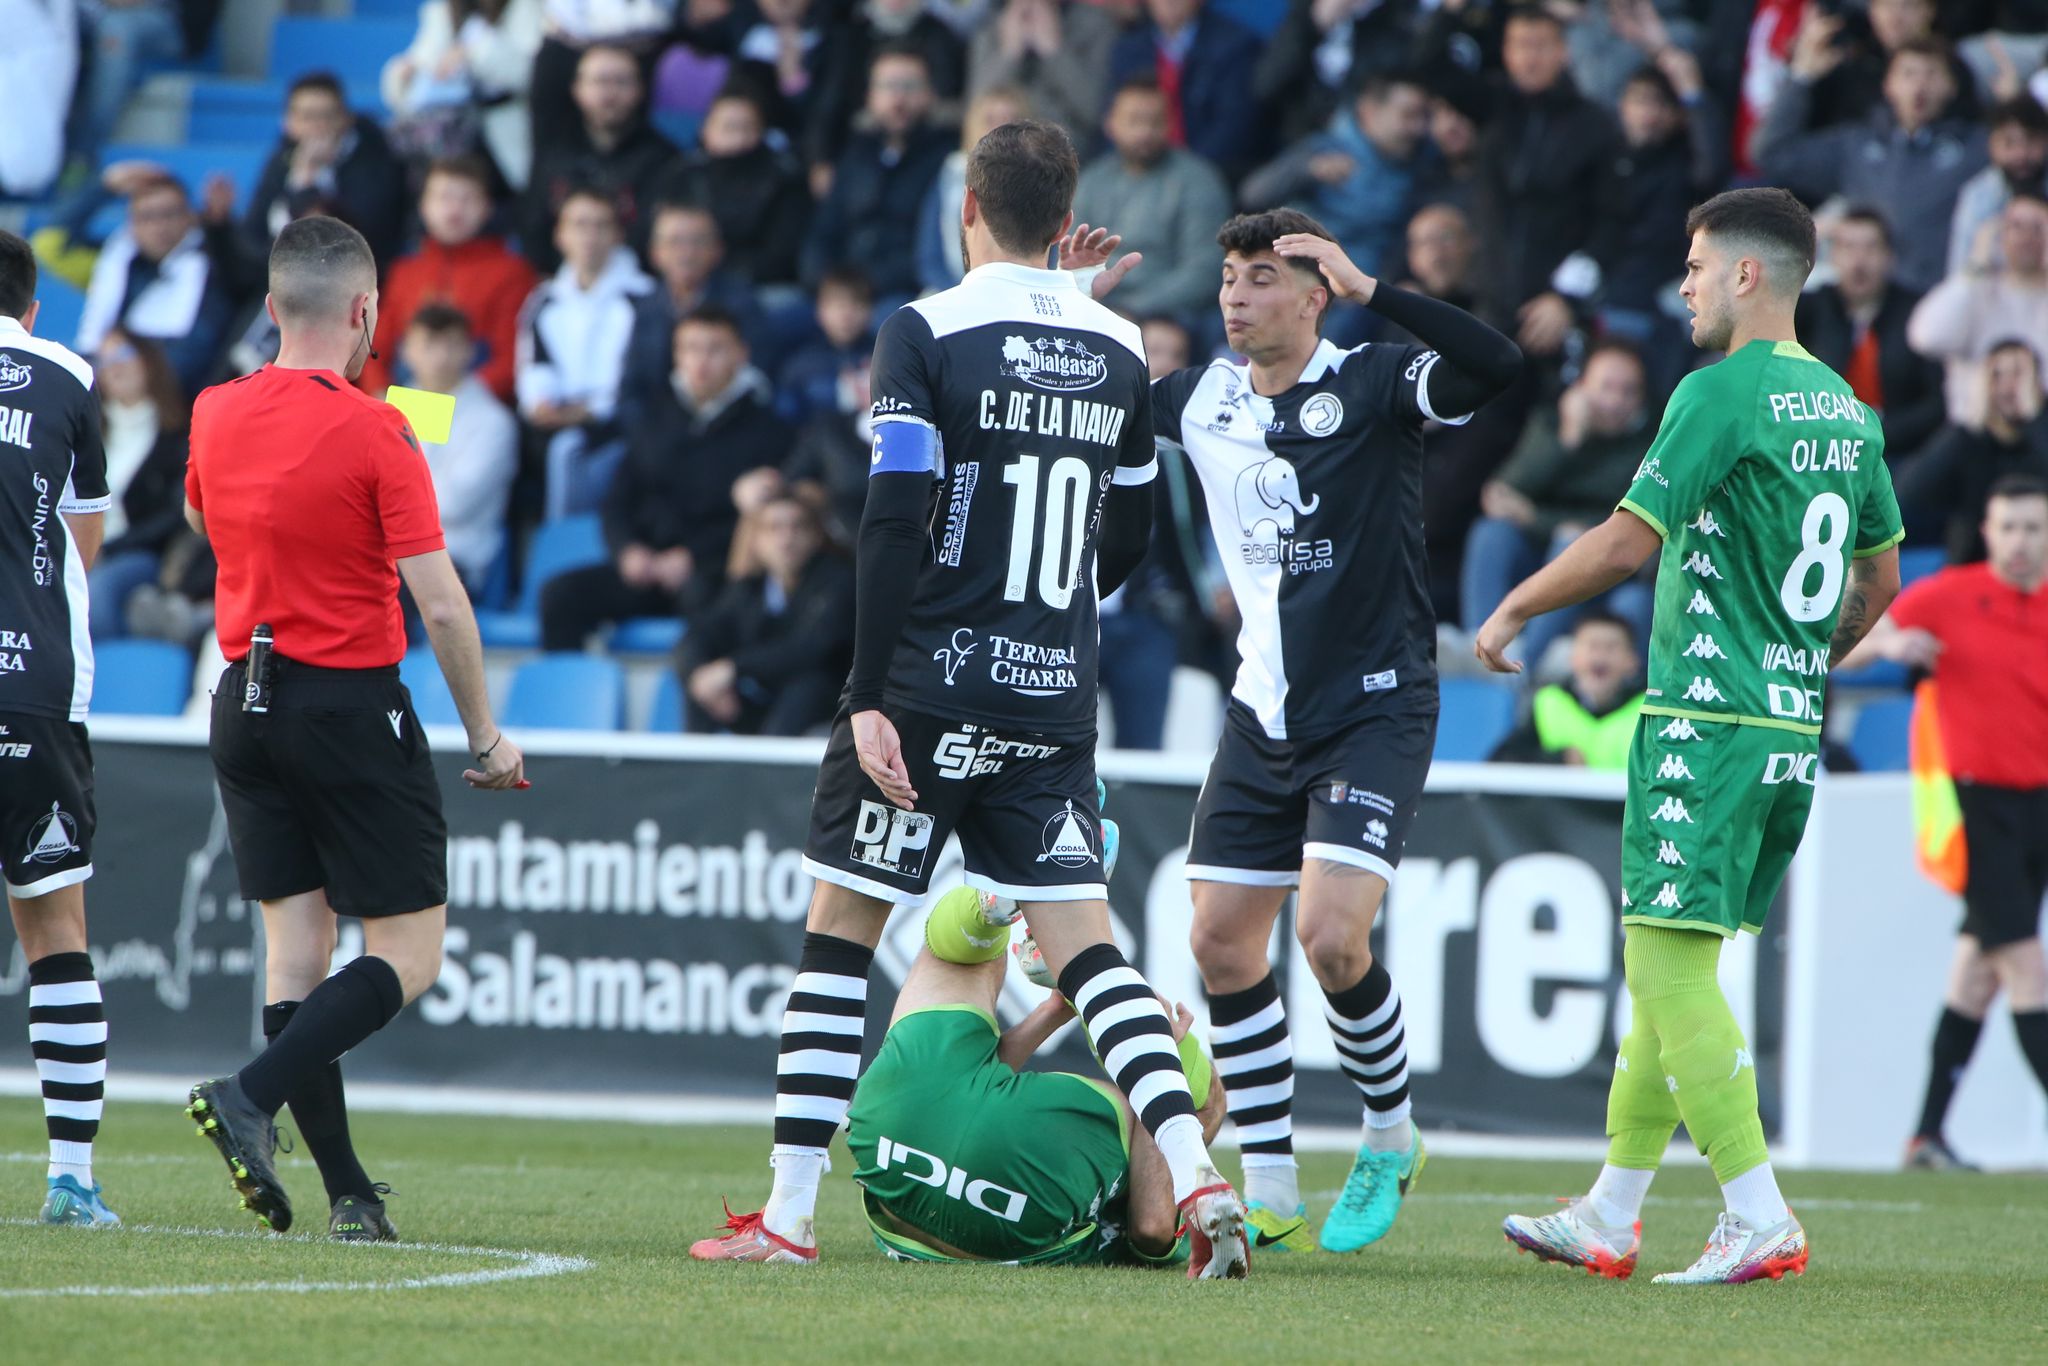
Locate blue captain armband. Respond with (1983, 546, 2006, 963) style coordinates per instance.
(869, 417, 940, 477)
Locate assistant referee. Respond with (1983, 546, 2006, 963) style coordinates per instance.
(181, 215, 525, 1241)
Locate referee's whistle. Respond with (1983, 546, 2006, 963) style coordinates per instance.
(243, 624, 274, 714)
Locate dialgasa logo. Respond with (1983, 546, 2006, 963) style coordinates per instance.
(0, 355, 31, 394)
(1001, 336, 1107, 392)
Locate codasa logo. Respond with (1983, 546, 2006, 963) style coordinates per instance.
(1000, 335, 1107, 392)
(25, 803, 78, 864)
(1036, 800, 1096, 867)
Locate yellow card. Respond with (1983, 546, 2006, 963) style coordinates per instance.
(385, 385, 456, 445)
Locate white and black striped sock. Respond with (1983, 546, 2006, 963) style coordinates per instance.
(1061, 943, 1211, 1204)
(1324, 960, 1412, 1145)
(28, 952, 105, 1185)
(1207, 972, 1297, 1210)
(766, 933, 872, 1233)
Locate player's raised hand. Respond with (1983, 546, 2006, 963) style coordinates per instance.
(852, 708, 919, 810)
(1273, 233, 1377, 304)
(1473, 609, 1526, 675)
(1055, 222, 1143, 301)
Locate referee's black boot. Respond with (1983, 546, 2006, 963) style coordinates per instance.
(330, 1186, 398, 1243)
(187, 1076, 294, 1233)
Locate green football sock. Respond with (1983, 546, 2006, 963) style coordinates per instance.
(924, 886, 1009, 965)
(1605, 1011, 1680, 1170)
(1624, 926, 1770, 1184)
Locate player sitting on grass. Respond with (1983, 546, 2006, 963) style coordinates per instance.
(837, 884, 1227, 1271)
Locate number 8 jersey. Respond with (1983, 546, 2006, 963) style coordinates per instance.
(866, 263, 1157, 738)
(1617, 339, 1904, 737)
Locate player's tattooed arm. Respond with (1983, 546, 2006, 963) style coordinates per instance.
(1827, 547, 1903, 668)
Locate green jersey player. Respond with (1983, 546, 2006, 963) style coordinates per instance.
(1473, 188, 1904, 1285)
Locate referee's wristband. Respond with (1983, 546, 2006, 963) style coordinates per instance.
(476, 734, 503, 764)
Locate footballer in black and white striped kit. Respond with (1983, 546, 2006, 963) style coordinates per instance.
(1101, 210, 1520, 1254)
(0, 231, 120, 1227)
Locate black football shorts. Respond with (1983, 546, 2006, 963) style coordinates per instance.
(0, 712, 95, 900)
(1956, 782, 2048, 950)
(1186, 699, 1436, 887)
(803, 705, 1106, 905)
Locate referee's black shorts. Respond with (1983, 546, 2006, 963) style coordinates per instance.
(1956, 781, 2048, 950)
(209, 658, 448, 917)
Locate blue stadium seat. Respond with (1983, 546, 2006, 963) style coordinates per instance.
(1829, 657, 1908, 690)
(473, 515, 609, 649)
(33, 278, 86, 350)
(1849, 696, 1915, 771)
(268, 18, 414, 114)
(186, 78, 287, 145)
(1900, 545, 1946, 587)
(351, 0, 423, 20)
(648, 670, 683, 732)
(91, 640, 193, 716)
(398, 647, 462, 727)
(611, 617, 684, 654)
(652, 110, 703, 151)
(1434, 678, 1518, 762)
(100, 141, 270, 212)
(503, 654, 627, 731)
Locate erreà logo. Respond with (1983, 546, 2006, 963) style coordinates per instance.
(0, 355, 31, 394)
(1001, 335, 1107, 392)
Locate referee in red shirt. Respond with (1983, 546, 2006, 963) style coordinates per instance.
(1846, 473, 2048, 1168)
(181, 216, 525, 1240)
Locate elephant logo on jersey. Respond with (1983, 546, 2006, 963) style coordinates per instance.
(1036, 800, 1097, 867)
(1300, 392, 1344, 437)
(1235, 456, 1321, 545)
(0, 355, 31, 394)
(25, 803, 78, 864)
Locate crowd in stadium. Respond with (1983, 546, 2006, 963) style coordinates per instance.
(8, 0, 2047, 756)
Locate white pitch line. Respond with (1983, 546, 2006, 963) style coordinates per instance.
(1307, 1190, 1925, 1214)
(0, 1218, 593, 1298)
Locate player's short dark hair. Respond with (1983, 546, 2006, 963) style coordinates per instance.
(268, 215, 377, 322)
(288, 71, 346, 105)
(1685, 187, 1817, 295)
(677, 303, 745, 343)
(0, 230, 36, 321)
(1988, 471, 2048, 504)
(966, 119, 1079, 256)
(1836, 204, 1894, 249)
(1573, 607, 1637, 646)
(1989, 95, 2048, 136)
(818, 265, 874, 303)
(1217, 208, 1331, 279)
(1503, 2, 1566, 35)
(407, 302, 473, 339)
(425, 154, 494, 194)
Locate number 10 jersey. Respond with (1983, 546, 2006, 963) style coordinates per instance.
(1616, 339, 1903, 738)
(866, 262, 1157, 740)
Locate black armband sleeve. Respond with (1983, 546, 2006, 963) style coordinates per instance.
(1369, 282, 1523, 417)
(1095, 481, 1155, 599)
(843, 470, 932, 713)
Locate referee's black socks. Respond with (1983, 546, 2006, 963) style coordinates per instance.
(262, 1001, 378, 1204)
(239, 957, 403, 1119)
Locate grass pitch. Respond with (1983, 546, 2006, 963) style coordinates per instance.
(1, 1098, 2043, 1364)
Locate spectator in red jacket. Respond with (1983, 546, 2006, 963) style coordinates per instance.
(360, 155, 537, 401)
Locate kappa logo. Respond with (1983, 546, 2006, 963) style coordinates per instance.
(933, 628, 977, 686)
(1616, 1054, 1629, 1072)
(1656, 754, 1695, 780)
(1363, 818, 1389, 848)
(1036, 800, 1097, 868)
(1621, 889, 1632, 907)
(1682, 634, 1726, 660)
(1299, 392, 1344, 437)
(1235, 455, 1320, 545)
(1650, 796, 1693, 823)
(850, 800, 935, 878)
(1688, 509, 1726, 538)
(1685, 589, 1719, 617)
(1666, 1075, 1680, 1094)
(1658, 717, 1701, 741)
(1650, 883, 1684, 909)
(1730, 1047, 1755, 1079)
(25, 803, 78, 864)
(0, 355, 31, 394)
(1682, 677, 1725, 703)
(1656, 839, 1686, 866)
(1000, 335, 1107, 392)
(387, 709, 404, 740)
(1681, 551, 1721, 579)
